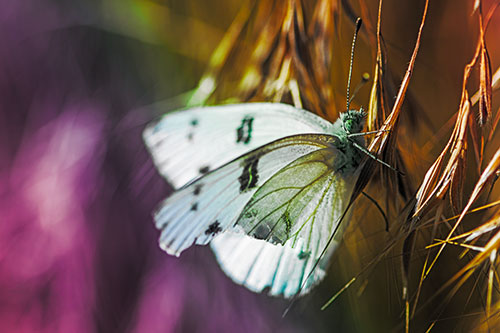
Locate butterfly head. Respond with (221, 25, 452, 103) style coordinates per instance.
(341, 108, 366, 135)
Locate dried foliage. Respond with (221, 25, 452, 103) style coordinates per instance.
(190, 0, 343, 119)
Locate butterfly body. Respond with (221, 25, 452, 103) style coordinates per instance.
(144, 103, 366, 298)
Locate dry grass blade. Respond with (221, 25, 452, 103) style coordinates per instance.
(321, 277, 356, 310)
(410, 206, 444, 318)
(450, 144, 466, 214)
(413, 2, 500, 289)
(421, 146, 500, 308)
(423, 208, 500, 244)
(367, 0, 388, 133)
(464, 211, 500, 242)
(477, 0, 500, 127)
(469, 109, 485, 176)
(412, 92, 471, 221)
(478, 31, 492, 127)
(367, 0, 428, 162)
(442, 96, 470, 211)
(472, 66, 500, 106)
(452, 146, 500, 241)
(429, 228, 500, 328)
(473, 1, 492, 174)
(493, 66, 500, 91)
(471, 2, 500, 170)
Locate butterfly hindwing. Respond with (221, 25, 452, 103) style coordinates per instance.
(154, 134, 337, 257)
(211, 232, 328, 297)
(143, 103, 336, 189)
(237, 148, 341, 244)
(209, 145, 361, 297)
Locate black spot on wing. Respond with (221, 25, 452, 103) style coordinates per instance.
(205, 221, 222, 236)
(282, 211, 292, 240)
(271, 235, 283, 244)
(238, 155, 259, 193)
(190, 202, 198, 211)
(193, 184, 203, 196)
(236, 116, 254, 144)
(190, 119, 199, 126)
(252, 224, 270, 240)
(262, 286, 272, 295)
(199, 165, 210, 174)
(298, 250, 311, 260)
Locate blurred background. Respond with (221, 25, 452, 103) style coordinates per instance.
(1, 0, 499, 332)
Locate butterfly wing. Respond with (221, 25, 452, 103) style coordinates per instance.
(155, 134, 334, 256)
(211, 232, 330, 298)
(154, 133, 361, 297)
(143, 103, 335, 189)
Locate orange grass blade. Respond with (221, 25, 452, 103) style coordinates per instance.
(367, 0, 429, 162)
(426, 145, 500, 277)
(478, 1, 493, 126)
(367, 0, 388, 133)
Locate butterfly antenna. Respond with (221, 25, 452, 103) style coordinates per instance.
(346, 18, 362, 112)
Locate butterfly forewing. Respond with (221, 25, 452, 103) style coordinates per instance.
(143, 103, 335, 189)
(154, 134, 336, 257)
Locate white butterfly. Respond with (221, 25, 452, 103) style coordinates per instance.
(143, 102, 367, 298)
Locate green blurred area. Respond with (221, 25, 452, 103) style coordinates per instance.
(75, 0, 242, 105)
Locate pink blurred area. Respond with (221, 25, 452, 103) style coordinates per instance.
(0, 1, 316, 332)
(1, 108, 101, 332)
